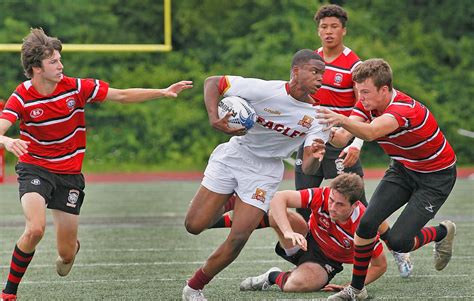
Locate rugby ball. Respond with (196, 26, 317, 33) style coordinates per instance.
(218, 96, 256, 130)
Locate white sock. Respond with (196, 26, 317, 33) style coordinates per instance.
(284, 245, 301, 256)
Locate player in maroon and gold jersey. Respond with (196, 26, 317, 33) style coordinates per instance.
(239, 173, 387, 293)
(0, 28, 192, 301)
(318, 59, 457, 300)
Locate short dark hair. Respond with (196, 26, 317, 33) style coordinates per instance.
(21, 28, 62, 79)
(353, 58, 393, 91)
(330, 173, 364, 205)
(314, 4, 348, 27)
(291, 49, 323, 68)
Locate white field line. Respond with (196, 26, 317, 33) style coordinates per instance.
(17, 274, 471, 285)
(1, 258, 472, 269)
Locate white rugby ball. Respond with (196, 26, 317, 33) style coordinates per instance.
(218, 96, 257, 130)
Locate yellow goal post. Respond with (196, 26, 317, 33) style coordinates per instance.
(0, 0, 172, 52)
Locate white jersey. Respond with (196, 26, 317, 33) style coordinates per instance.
(221, 76, 330, 159)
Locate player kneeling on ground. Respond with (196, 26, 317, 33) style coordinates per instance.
(240, 173, 387, 295)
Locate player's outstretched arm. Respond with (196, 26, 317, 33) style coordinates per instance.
(317, 107, 399, 141)
(0, 119, 29, 157)
(106, 80, 193, 103)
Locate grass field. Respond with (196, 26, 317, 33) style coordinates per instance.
(0, 178, 473, 300)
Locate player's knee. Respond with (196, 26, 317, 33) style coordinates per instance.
(388, 233, 413, 253)
(227, 233, 250, 255)
(184, 217, 205, 235)
(23, 225, 45, 243)
(356, 216, 379, 239)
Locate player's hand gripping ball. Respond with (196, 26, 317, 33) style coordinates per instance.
(218, 96, 256, 130)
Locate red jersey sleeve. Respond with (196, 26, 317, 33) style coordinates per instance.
(299, 188, 324, 210)
(80, 78, 109, 104)
(0, 94, 24, 123)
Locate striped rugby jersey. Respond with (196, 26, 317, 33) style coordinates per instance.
(351, 89, 456, 173)
(0, 75, 109, 174)
(300, 187, 383, 264)
(312, 47, 361, 116)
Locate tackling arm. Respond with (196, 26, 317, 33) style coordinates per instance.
(317, 108, 399, 141)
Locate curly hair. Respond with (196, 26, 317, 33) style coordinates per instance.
(330, 173, 364, 205)
(21, 28, 62, 79)
(314, 4, 348, 27)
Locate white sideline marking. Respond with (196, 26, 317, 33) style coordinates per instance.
(18, 274, 471, 286)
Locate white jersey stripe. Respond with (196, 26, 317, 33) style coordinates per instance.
(379, 128, 441, 150)
(320, 85, 354, 93)
(87, 80, 100, 103)
(24, 90, 78, 108)
(325, 66, 352, 74)
(390, 138, 447, 163)
(2, 109, 19, 119)
(30, 148, 85, 162)
(20, 127, 86, 145)
(24, 109, 84, 127)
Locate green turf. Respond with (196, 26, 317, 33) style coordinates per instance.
(0, 179, 473, 300)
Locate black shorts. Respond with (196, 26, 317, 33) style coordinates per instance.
(294, 141, 364, 183)
(16, 162, 85, 215)
(274, 233, 343, 283)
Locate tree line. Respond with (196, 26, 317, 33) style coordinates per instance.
(0, 0, 472, 170)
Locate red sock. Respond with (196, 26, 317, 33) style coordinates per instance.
(3, 245, 35, 295)
(274, 272, 291, 290)
(351, 241, 376, 290)
(224, 195, 236, 212)
(412, 225, 446, 250)
(187, 268, 213, 290)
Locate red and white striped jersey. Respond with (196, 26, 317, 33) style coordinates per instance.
(0, 75, 109, 174)
(300, 187, 383, 264)
(312, 47, 361, 116)
(351, 89, 456, 173)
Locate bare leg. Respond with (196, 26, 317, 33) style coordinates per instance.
(201, 196, 264, 276)
(17, 193, 47, 252)
(283, 262, 328, 292)
(184, 185, 232, 235)
(52, 209, 79, 264)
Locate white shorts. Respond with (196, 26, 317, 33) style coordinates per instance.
(202, 142, 284, 212)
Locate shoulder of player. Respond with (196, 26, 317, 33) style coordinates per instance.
(386, 90, 417, 111)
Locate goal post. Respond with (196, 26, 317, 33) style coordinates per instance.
(0, 0, 172, 52)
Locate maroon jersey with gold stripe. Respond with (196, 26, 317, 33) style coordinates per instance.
(0, 75, 109, 174)
(312, 47, 361, 116)
(300, 187, 383, 264)
(351, 90, 456, 172)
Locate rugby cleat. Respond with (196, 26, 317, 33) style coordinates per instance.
(327, 285, 368, 300)
(392, 251, 413, 278)
(182, 284, 207, 301)
(434, 220, 456, 271)
(239, 267, 282, 291)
